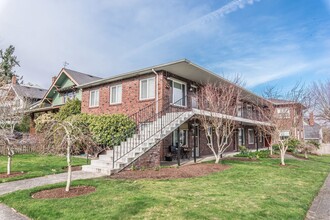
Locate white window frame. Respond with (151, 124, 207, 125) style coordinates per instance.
(171, 79, 187, 107)
(237, 104, 242, 117)
(248, 129, 254, 144)
(139, 77, 155, 100)
(110, 84, 122, 105)
(89, 89, 99, 107)
(277, 107, 290, 118)
(238, 128, 245, 146)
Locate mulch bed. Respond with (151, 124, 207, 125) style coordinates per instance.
(0, 171, 25, 178)
(111, 163, 230, 180)
(32, 186, 96, 199)
(62, 166, 82, 172)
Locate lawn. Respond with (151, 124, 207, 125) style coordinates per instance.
(0, 156, 329, 220)
(0, 154, 89, 182)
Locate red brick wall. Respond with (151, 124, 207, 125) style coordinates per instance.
(81, 72, 164, 116)
(125, 141, 162, 169)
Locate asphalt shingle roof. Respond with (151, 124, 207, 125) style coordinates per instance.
(12, 84, 47, 100)
(64, 68, 102, 85)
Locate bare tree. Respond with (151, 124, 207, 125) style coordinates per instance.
(310, 80, 330, 123)
(258, 82, 308, 165)
(197, 82, 241, 163)
(0, 83, 26, 174)
(262, 85, 283, 99)
(35, 113, 97, 192)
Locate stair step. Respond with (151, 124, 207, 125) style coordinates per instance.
(83, 111, 194, 175)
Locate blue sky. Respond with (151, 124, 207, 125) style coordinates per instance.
(0, 0, 329, 95)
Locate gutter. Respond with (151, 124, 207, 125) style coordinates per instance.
(151, 69, 159, 114)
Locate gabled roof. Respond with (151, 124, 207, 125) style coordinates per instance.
(63, 68, 102, 85)
(12, 84, 47, 100)
(41, 68, 102, 101)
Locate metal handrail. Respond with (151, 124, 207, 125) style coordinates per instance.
(112, 96, 189, 169)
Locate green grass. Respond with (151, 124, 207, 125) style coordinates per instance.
(1, 156, 330, 220)
(0, 154, 89, 182)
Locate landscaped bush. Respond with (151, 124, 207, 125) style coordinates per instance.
(235, 150, 270, 159)
(80, 114, 136, 147)
(56, 99, 81, 120)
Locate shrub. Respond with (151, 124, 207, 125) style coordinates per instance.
(235, 150, 270, 159)
(56, 99, 81, 120)
(239, 145, 249, 155)
(80, 113, 136, 147)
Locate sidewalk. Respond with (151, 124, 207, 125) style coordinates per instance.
(0, 171, 105, 196)
(305, 173, 330, 220)
(0, 204, 29, 220)
(0, 171, 105, 219)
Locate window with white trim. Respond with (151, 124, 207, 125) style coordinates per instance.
(140, 77, 155, 100)
(277, 108, 290, 118)
(172, 80, 186, 106)
(110, 84, 122, 104)
(89, 89, 99, 107)
(248, 129, 254, 144)
(238, 128, 244, 146)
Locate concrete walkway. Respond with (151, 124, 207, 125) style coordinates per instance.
(0, 204, 29, 220)
(306, 173, 330, 220)
(0, 171, 105, 196)
(0, 171, 105, 219)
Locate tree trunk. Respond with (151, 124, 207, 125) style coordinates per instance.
(215, 155, 220, 164)
(270, 145, 273, 155)
(304, 151, 308, 159)
(280, 150, 285, 166)
(7, 155, 11, 175)
(65, 146, 72, 192)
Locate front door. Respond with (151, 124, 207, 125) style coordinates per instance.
(191, 127, 200, 157)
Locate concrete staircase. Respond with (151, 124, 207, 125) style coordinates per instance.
(82, 111, 194, 175)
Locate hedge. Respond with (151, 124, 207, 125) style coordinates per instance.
(80, 114, 136, 147)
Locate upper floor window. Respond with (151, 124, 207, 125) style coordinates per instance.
(140, 77, 155, 100)
(277, 108, 290, 118)
(237, 104, 242, 117)
(110, 85, 122, 104)
(172, 80, 186, 106)
(63, 91, 75, 103)
(89, 89, 99, 107)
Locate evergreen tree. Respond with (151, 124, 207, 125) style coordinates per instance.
(0, 45, 20, 82)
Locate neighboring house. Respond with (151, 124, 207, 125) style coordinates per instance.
(304, 112, 323, 143)
(27, 68, 102, 133)
(268, 98, 305, 141)
(0, 76, 47, 110)
(79, 59, 273, 174)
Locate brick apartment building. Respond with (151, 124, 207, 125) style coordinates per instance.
(78, 59, 302, 174)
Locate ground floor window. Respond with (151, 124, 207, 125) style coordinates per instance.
(248, 129, 254, 144)
(238, 128, 245, 146)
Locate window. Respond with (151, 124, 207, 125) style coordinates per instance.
(89, 89, 99, 107)
(140, 77, 155, 100)
(110, 85, 122, 104)
(238, 128, 245, 146)
(63, 91, 75, 103)
(280, 130, 290, 139)
(248, 129, 254, 144)
(237, 105, 242, 117)
(172, 80, 186, 106)
(277, 108, 290, 118)
(259, 133, 263, 143)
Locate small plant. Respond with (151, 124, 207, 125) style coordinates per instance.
(154, 166, 160, 171)
(131, 164, 137, 171)
(239, 145, 249, 155)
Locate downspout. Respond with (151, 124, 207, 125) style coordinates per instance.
(151, 69, 159, 114)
